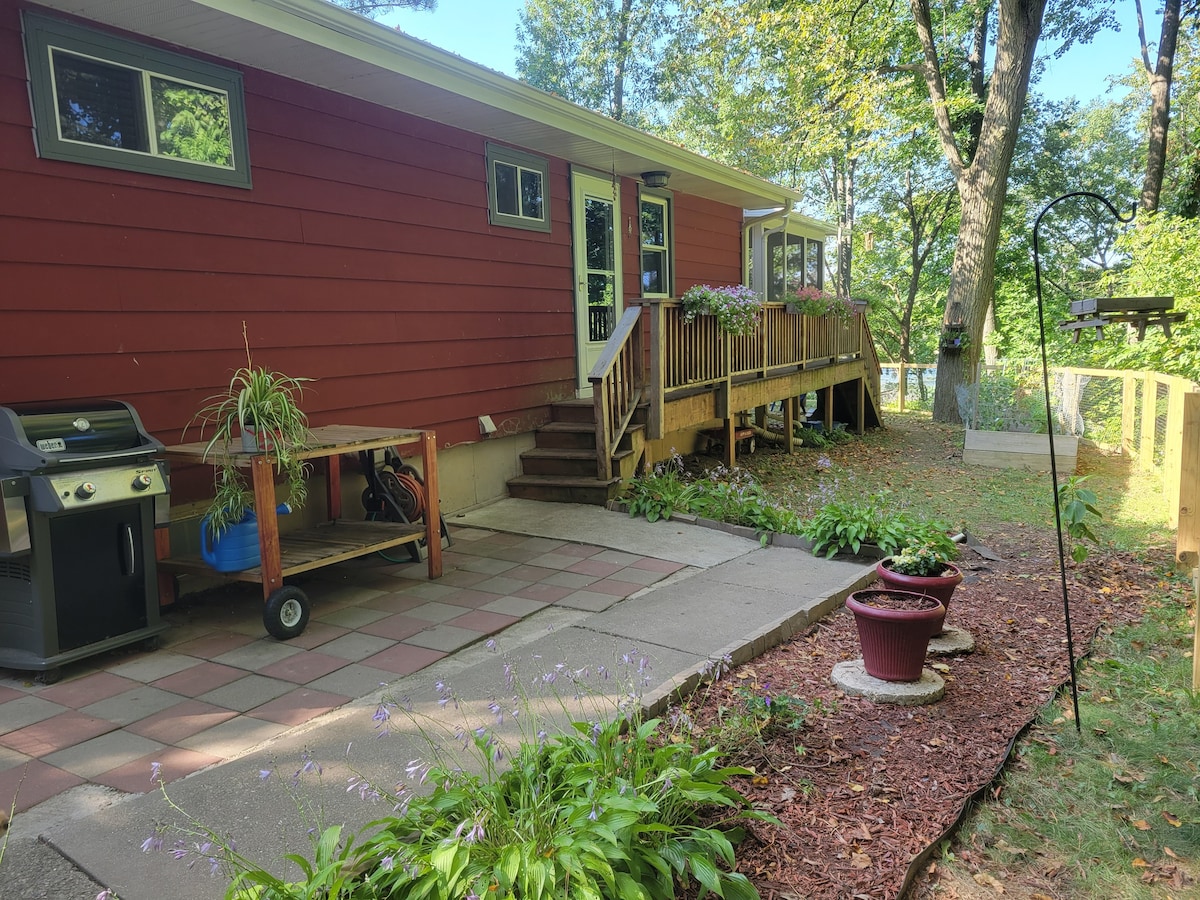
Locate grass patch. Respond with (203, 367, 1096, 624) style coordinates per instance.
(942, 572, 1200, 897)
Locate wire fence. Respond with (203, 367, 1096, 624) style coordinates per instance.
(880, 362, 1198, 523)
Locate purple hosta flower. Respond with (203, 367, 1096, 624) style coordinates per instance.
(373, 702, 392, 733)
(405, 759, 431, 787)
(537, 729, 548, 745)
(816, 455, 833, 471)
(663, 775, 674, 791)
(258, 768, 272, 781)
(487, 700, 503, 725)
(541, 671, 556, 685)
(598, 664, 609, 681)
(485, 638, 497, 652)
(638, 656, 649, 675)
(380, 854, 395, 872)
(140, 832, 164, 853)
(95, 891, 116, 900)
(454, 813, 486, 845)
(590, 722, 602, 745)
(149, 761, 162, 784)
(503, 662, 515, 687)
(587, 803, 602, 821)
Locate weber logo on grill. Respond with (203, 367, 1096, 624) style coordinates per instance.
(35, 438, 66, 453)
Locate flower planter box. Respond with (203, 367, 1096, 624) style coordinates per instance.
(963, 429, 1077, 473)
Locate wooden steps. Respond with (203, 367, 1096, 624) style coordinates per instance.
(506, 399, 645, 505)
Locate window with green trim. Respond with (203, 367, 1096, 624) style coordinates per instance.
(486, 143, 550, 232)
(639, 193, 672, 296)
(23, 12, 251, 188)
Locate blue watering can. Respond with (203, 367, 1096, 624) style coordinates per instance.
(201, 504, 290, 572)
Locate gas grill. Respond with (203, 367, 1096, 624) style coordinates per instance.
(0, 400, 169, 679)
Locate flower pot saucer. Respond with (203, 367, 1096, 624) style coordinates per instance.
(830, 659, 945, 706)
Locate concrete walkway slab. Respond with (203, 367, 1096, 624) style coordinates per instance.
(452, 498, 758, 568)
(10, 503, 887, 900)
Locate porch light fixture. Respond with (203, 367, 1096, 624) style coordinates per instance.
(641, 171, 670, 189)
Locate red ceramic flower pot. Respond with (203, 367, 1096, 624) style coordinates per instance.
(845, 589, 944, 682)
(874, 560, 963, 635)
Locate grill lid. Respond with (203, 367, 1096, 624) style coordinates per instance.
(0, 400, 164, 474)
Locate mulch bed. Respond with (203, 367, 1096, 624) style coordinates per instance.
(683, 524, 1154, 899)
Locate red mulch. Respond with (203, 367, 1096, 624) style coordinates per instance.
(682, 524, 1154, 900)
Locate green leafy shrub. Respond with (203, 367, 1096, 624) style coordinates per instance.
(800, 490, 956, 559)
(622, 458, 801, 541)
(1057, 475, 1103, 562)
(150, 650, 774, 900)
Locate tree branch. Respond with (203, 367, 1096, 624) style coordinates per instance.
(908, 0, 965, 183)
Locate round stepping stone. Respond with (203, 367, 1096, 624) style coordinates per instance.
(927, 625, 974, 656)
(830, 659, 945, 706)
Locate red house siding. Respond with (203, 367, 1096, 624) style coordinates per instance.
(0, 2, 748, 506)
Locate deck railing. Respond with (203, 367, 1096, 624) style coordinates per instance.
(588, 299, 875, 479)
(643, 298, 868, 440)
(588, 306, 645, 479)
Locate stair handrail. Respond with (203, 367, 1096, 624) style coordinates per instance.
(588, 305, 646, 480)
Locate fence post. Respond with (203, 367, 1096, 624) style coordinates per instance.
(1121, 374, 1136, 456)
(1165, 380, 1185, 528)
(1177, 391, 1199, 572)
(1139, 373, 1156, 471)
(898, 362, 907, 413)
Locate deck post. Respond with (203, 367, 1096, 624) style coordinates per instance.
(783, 395, 795, 454)
(648, 300, 665, 441)
(1178, 392, 1200, 572)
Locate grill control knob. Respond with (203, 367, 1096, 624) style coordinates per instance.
(75, 482, 97, 500)
(132, 473, 154, 491)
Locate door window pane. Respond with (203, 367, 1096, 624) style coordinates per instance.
(584, 198, 614, 270)
(587, 273, 615, 341)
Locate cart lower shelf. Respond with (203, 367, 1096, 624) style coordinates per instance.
(158, 518, 425, 582)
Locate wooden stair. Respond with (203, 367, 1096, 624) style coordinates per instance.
(507, 399, 645, 505)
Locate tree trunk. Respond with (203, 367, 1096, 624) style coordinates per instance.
(1136, 0, 1181, 213)
(610, 0, 635, 121)
(918, 0, 1048, 422)
(837, 157, 856, 299)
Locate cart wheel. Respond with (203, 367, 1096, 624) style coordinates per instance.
(35, 667, 62, 685)
(264, 586, 310, 640)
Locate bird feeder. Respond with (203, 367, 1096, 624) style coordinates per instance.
(1059, 295, 1185, 343)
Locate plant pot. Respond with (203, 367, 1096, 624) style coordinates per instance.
(241, 423, 276, 453)
(845, 589, 944, 682)
(874, 560, 962, 635)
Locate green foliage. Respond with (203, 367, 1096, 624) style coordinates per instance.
(193, 649, 775, 900)
(184, 324, 312, 537)
(1056, 474, 1102, 563)
(515, 0, 688, 127)
(885, 540, 959, 577)
(622, 454, 697, 523)
(787, 287, 856, 320)
(622, 457, 802, 541)
(799, 490, 956, 559)
(151, 82, 233, 166)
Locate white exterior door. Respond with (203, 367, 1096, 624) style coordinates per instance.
(571, 171, 622, 394)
